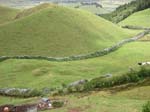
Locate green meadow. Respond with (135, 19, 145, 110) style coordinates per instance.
(0, 2, 150, 112)
(0, 41, 149, 89)
(119, 9, 150, 27)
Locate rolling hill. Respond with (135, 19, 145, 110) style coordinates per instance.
(0, 5, 19, 24)
(101, 0, 150, 23)
(119, 8, 150, 27)
(0, 4, 137, 57)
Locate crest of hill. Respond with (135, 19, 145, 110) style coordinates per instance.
(119, 8, 150, 27)
(0, 4, 137, 57)
(0, 5, 19, 24)
(15, 3, 57, 19)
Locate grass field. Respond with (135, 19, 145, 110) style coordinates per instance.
(0, 4, 139, 57)
(0, 2, 150, 112)
(119, 8, 150, 27)
(0, 41, 149, 89)
(0, 5, 18, 25)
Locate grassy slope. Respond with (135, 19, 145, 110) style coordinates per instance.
(0, 5, 19, 25)
(0, 41, 149, 89)
(0, 5, 138, 57)
(1, 85, 149, 112)
(119, 9, 150, 27)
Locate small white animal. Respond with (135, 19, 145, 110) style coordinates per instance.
(138, 62, 150, 66)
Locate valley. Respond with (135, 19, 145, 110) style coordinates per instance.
(0, 0, 150, 112)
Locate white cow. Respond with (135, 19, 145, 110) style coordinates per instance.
(138, 62, 150, 66)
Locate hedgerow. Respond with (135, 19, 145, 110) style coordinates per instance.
(83, 67, 150, 91)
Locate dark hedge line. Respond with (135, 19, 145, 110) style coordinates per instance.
(51, 67, 150, 95)
(83, 67, 150, 91)
(0, 30, 149, 62)
(122, 25, 150, 30)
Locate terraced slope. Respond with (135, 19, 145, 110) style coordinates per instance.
(119, 9, 150, 27)
(0, 4, 137, 57)
(0, 5, 19, 24)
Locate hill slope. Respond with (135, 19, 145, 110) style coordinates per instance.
(0, 5, 137, 57)
(0, 41, 149, 89)
(119, 9, 150, 27)
(101, 0, 150, 23)
(0, 5, 19, 24)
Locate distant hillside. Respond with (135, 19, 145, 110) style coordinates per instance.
(101, 0, 150, 23)
(0, 4, 136, 57)
(119, 9, 150, 27)
(0, 5, 19, 24)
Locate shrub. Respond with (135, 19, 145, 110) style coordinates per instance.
(52, 101, 64, 108)
(143, 101, 150, 112)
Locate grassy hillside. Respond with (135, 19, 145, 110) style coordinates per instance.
(101, 0, 150, 23)
(0, 41, 149, 89)
(0, 5, 19, 24)
(119, 9, 150, 27)
(0, 4, 137, 57)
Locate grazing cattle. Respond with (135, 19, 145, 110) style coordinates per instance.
(138, 62, 150, 66)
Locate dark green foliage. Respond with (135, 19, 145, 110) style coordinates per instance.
(84, 67, 150, 91)
(52, 101, 64, 108)
(101, 0, 150, 23)
(143, 101, 150, 112)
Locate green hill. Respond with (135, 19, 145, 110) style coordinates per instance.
(0, 4, 137, 57)
(119, 9, 150, 27)
(101, 0, 150, 23)
(0, 5, 19, 24)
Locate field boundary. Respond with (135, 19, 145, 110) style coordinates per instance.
(0, 30, 149, 62)
(122, 25, 150, 30)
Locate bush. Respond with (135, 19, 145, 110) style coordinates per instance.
(52, 101, 64, 108)
(143, 101, 150, 112)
